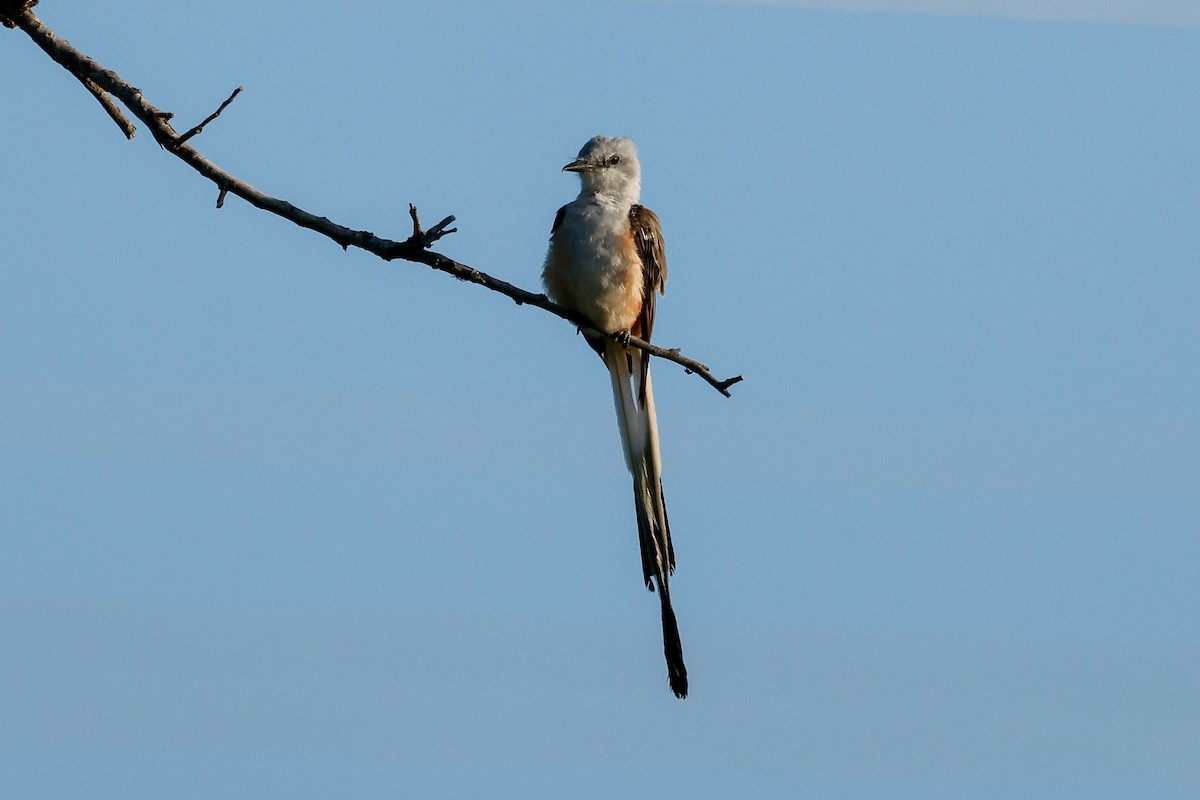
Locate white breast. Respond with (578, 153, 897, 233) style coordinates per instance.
(542, 197, 644, 335)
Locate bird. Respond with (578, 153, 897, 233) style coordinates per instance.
(542, 135, 687, 698)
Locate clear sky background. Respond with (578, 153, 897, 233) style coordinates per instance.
(2, 1, 1198, 797)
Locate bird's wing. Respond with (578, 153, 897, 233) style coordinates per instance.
(629, 204, 667, 343)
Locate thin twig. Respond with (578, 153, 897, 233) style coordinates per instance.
(175, 85, 242, 145)
(77, 74, 136, 139)
(2, 3, 742, 396)
(426, 215, 458, 242)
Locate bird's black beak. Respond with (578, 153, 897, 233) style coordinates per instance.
(562, 158, 591, 172)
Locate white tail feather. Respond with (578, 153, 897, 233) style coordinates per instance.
(603, 337, 687, 698)
(606, 340, 644, 473)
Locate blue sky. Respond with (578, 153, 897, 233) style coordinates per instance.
(2, 1, 1198, 797)
(681, 0, 1200, 27)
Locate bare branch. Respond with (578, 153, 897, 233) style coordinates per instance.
(176, 85, 242, 145)
(2, 3, 742, 396)
(625, 336, 745, 397)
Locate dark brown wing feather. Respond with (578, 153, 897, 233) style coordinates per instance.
(629, 204, 667, 341)
(629, 204, 667, 401)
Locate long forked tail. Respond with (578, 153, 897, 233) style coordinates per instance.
(604, 338, 688, 699)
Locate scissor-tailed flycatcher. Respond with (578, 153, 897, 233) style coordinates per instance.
(542, 135, 687, 698)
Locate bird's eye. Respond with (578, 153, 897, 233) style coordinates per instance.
(608, 154, 621, 165)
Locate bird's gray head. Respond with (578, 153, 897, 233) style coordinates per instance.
(562, 135, 641, 204)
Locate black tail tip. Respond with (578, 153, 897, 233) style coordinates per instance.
(660, 596, 687, 698)
(669, 670, 688, 699)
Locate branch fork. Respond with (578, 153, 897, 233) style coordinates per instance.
(403, 204, 458, 249)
